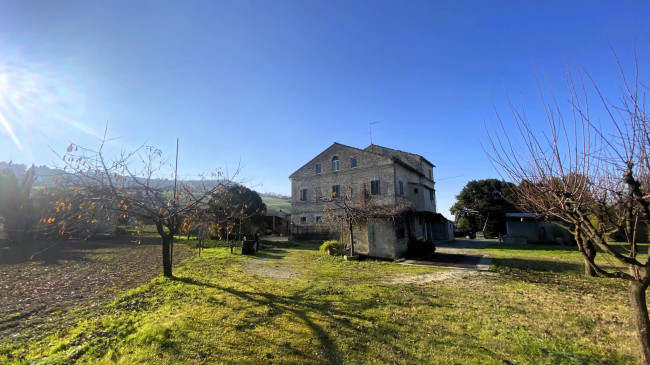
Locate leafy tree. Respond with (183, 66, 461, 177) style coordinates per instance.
(182, 184, 266, 255)
(450, 179, 518, 236)
(486, 48, 650, 362)
(219, 185, 266, 237)
(0, 165, 37, 244)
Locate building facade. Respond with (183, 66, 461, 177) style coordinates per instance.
(289, 143, 451, 258)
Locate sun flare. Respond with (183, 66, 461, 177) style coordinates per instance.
(0, 45, 88, 157)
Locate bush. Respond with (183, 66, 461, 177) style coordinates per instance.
(319, 240, 343, 253)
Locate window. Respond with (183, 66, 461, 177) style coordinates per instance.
(429, 189, 434, 201)
(429, 169, 433, 180)
(300, 216, 307, 224)
(316, 216, 321, 223)
(399, 181, 404, 196)
(316, 163, 321, 174)
(300, 189, 307, 201)
(332, 156, 339, 171)
(332, 185, 340, 198)
(351, 157, 357, 168)
(371, 180, 380, 195)
(414, 188, 419, 194)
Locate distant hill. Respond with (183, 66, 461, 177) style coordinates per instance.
(261, 195, 291, 213)
(0, 162, 64, 187)
(0, 161, 234, 191)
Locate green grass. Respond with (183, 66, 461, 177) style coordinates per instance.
(486, 242, 648, 275)
(261, 196, 291, 212)
(4, 241, 641, 364)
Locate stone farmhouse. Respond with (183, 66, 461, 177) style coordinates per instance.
(289, 143, 453, 259)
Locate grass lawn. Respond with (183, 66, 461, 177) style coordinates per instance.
(261, 196, 292, 213)
(2, 241, 641, 364)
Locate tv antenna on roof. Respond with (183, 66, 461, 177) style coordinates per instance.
(369, 122, 380, 145)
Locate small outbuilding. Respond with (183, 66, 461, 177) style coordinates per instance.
(504, 213, 572, 244)
(264, 209, 288, 235)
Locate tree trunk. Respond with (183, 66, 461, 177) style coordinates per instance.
(162, 234, 173, 277)
(583, 239, 597, 277)
(348, 220, 355, 256)
(154, 221, 174, 277)
(575, 228, 597, 277)
(584, 257, 597, 277)
(170, 235, 174, 271)
(629, 280, 650, 364)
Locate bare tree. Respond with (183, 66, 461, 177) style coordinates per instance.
(324, 184, 413, 257)
(181, 203, 214, 257)
(486, 50, 650, 362)
(53, 131, 236, 277)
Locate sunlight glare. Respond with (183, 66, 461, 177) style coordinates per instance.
(0, 44, 88, 158)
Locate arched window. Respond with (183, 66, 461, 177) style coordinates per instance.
(332, 156, 340, 171)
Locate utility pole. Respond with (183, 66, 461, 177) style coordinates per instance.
(171, 138, 179, 269)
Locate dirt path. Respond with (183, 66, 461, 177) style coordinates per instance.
(0, 237, 193, 347)
(245, 254, 301, 280)
(384, 269, 496, 284)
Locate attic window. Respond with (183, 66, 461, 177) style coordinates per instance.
(316, 163, 321, 174)
(332, 156, 340, 171)
(351, 157, 357, 168)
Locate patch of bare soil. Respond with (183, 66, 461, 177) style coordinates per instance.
(384, 269, 496, 285)
(245, 256, 300, 280)
(0, 237, 193, 347)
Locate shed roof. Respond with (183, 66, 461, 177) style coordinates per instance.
(505, 213, 537, 218)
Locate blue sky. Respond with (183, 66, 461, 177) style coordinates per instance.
(1, 1, 649, 219)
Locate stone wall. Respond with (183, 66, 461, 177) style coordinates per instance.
(394, 163, 435, 213)
(289, 143, 438, 246)
(290, 143, 399, 238)
(342, 220, 407, 259)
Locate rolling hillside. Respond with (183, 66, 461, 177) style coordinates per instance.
(261, 195, 291, 213)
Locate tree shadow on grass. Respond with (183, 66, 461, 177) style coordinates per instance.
(488, 244, 579, 252)
(172, 276, 422, 364)
(0, 306, 46, 332)
(172, 276, 344, 363)
(492, 257, 583, 273)
(254, 249, 290, 260)
(260, 241, 320, 251)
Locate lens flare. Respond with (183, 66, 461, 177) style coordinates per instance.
(0, 44, 88, 158)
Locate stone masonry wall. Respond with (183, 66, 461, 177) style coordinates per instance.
(290, 143, 398, 231)
(289, 143, 438, 248)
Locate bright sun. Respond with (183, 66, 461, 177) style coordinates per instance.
(0, 45, 88, 157)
